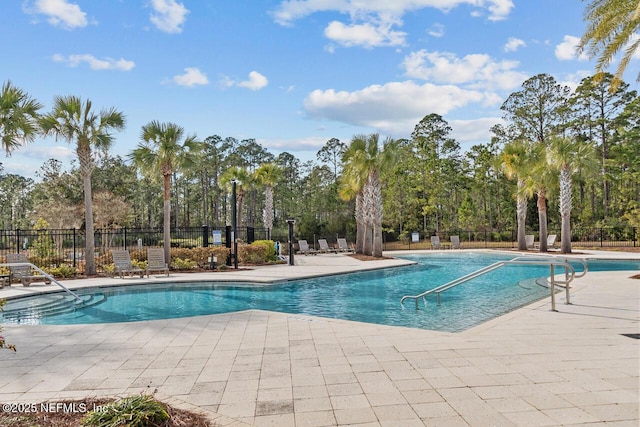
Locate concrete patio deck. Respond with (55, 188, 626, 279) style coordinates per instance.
(0, 250, 638, 426)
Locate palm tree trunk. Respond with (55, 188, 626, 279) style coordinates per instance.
(163, 173, 172, 265)
(355, 192, 364, 254)
(371, 172, 383, 258)
(82, 171, 96, 275)
(559, 167, 572, 253)
(516, 180, 527, 250)
(537, 188, 548, 252)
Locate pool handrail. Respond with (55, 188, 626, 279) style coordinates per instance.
(0, 262, 83, 303)
(400, 256, 586, 311)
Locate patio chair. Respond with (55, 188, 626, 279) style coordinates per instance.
(297, 240, 318, 255)
(547, 234, 558, 248)
(450, 235, 463, 249)
(111, 249, 145, 278)
(317, 239, 336, 253)
(525, 234, 535, 249)
(430, 235, 442, 249)
(6, 253, 52, 286)
(337, 238, 354, 253)
(146, 247, 169, 277)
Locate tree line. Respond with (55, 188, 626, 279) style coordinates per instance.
(0, 72, 638, 268)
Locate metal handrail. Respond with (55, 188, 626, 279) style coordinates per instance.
(1, 262, 83, 303)
(400, 256, 584, 311)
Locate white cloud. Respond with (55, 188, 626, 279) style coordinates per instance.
(272, 0, 514, 26)
(239, 71, 269, 90)
(303, 80, 489, 134)
(221, 71, 269, 91)
(402, 49, 528, 91)
(52, 53, 135, 71)
(30, 0, 88, 29)
(555, 35, 589, 61)
(324, 20, 406, 48)
(449, 117, 504, 146)
(504, 37, 525, 52)
(427, 23, 445, 38)
(171, 67, 209, 87)
(259, 136, 329, 152)
(149, 0, 189, 34)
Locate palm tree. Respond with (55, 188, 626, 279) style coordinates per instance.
(547, 137, 599, 253)
(41, 96, 125, 275)
(341, 134, 397, 258)
(220, 166, 252, 229)
(254, 163, 281, 240)
(500, 140, 535, 250)
(578, 0, 640, 89)
(129, 121, 199, 264)
(1, 80, 42, 154)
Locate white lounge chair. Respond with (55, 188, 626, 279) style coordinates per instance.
(297, 240, 317, 255)
(111, 249, 145, 278)
(146, 247, 169, 277)
(450, 235, 463, 249)
(6, 253, 52, 286)
(525, 234, 535, 249)
(337, 238, 354, 253)
(430, 236, 442, 249)
(547, 234, 557, 248)
(317, 239, 336, 253)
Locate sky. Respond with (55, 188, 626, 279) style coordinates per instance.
(1, 0, 638, 178)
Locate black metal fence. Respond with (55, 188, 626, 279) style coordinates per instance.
(380, 227, 638, 250)
(0, 226, 636, 270)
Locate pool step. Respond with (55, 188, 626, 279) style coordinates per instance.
(1, 293, 107, 324)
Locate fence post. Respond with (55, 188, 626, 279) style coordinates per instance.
(73, 228, 77, 268)
(16, 228, 20, 253)
(202, 225, 209, 248)
(600, 228, 604, 247)
(634, 227, 637, 248)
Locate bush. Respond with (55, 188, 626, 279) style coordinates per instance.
(238, 243, 268, 264)
(252, 240, 277, 262)
(44, 264, 78, 278)
(171, 257, 197, 270)
(82, 394, 169, 427)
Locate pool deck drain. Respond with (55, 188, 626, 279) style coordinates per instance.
(1, 250, 638, 426)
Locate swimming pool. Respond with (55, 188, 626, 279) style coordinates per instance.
(2, 253, 638, 331)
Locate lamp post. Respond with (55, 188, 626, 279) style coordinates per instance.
(232, 180, 238, 270)
(287, 219, 295, 266)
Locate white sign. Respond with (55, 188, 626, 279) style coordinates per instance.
(212, 230, 222, 245)
(411, 232, 419, 243)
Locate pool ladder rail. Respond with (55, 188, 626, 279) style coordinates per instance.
(400, 256, 588, 311)
(0, 262, 84, 304)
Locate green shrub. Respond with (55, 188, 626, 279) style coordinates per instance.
(238, 243, 268, 264)
(252, 240, 276, 262)
(82, 394, 169, 427)
(44, 264, 78, 278)
(171, 257, 197, 270)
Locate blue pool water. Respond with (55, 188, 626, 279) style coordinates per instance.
(2, 253, 638, 331)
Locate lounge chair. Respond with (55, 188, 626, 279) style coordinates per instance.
(525, 234, 535, 249)
(430, 236, 442, 249)
(450, 235, 463, 249)
(146, 247, 169, 277)
(111, 249, 145, 278)
(337, 238, 354, 253)
(317, 239, 336, 253)
(535, 234, 558, 249)
(6, 253, 52, 286)
(297, 240, 317, 255)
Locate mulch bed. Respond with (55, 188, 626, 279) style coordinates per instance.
(0, 398, 212, 427)
(348, 253, 393, 261)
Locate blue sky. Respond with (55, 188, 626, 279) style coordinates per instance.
(1, 0, 638, 178)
